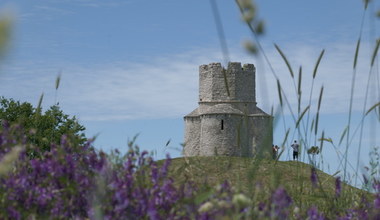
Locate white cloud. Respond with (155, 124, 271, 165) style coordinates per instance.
(252, 41, 378, 117)
(0, 48, 222, 120)
(0, 41, 378, 122)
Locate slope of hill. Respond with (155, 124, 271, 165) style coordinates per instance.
(166, 156, 371, 216)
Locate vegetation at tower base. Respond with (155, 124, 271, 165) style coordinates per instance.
(0, 97, 86, 157)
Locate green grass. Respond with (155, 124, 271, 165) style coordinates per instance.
(164, 156, 372, 217)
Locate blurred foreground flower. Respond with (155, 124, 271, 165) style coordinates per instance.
(232, 193, 251, 208)
(0, 145, 23, 176)
(198, 201, 214, 213)
(0, 12, 12, 57)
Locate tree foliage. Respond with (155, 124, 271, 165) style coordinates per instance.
(0, 97, 86, 153)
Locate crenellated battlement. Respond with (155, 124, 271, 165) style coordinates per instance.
(199, 62, 255, 75)
(199, 62, 256, 104)
(242, 63, 255, 71)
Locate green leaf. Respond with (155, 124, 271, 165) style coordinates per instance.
(371, 38, 380, 67)
(298, 66, 302, 96)
(319, 137, 333, 144)
(281, 128, 290, 149)
(276, 79, 283, 106)
(274, 44, 294, 78)
(320, 131, 325, 153)
(339, 126, 348, 146)
(55, 73, 61, 90)
(365, 102, 380, 116)
(317, 86, 324, 111)
(353, 38, 361, 69)
(315, 114, 319, 136)
(36, 93, 44, 115)
(165, 139, 171, 147)
(314, 86, 324, 135)
(332, 170, 340, 177)
(310, 118, 315, 133)
(313, 49, 325, 78)
(363, 0, 370, 10)
(296, 105, 310, 128)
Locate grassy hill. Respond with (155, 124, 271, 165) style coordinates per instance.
(165, 156, 371, 217)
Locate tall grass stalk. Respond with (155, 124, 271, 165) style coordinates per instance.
(345, 1, 368, 185)
(354, 39, 380, 186)
(210, 0, 231, 97)
(236, 0, 380, 193)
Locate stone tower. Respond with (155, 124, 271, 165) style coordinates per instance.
(183, 62, 272, 157)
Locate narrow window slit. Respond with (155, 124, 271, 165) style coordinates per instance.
(221, 119, 224, 130)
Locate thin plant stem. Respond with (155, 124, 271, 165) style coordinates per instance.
(209, 0, 231, 97)
(344, 5, 367, 184)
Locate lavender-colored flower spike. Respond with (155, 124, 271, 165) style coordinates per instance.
(335, 177, 341, 197)
(270, 187, 292, 219)
(307, 206, 325, 220)
(374, 182, 380, 193)
(374, 194, 380, 209)
(311, 167, 318, 188)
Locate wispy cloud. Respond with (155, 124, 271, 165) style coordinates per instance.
(75, 0, 132, 8)
(256, 40, 377, 117)
(1, 48, 222, 121)
(0, 40, 378, 122)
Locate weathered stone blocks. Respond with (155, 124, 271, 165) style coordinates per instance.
(184, 62, 272, 158)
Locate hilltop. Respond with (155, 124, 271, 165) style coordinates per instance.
(165, 157, 371, 216)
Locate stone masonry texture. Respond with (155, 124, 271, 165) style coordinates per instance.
(183, 62, 273, 158)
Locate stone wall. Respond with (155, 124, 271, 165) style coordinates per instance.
(183, 116, 200, 156)
(249, 114, 273, 158)
(198, 114, 251, 156)
(183, 62, 272, 158)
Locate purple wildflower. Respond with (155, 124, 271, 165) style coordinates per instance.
(337, 209, 354, 220)
(0, 128, 107, 219)
(307, 206, 325, 220)
(311, 167, 318, 188)
(220, 180, 231, 193)
(258, 202, 266, 211)
(374, 182, 380, 193)
(270, 187, 292, 219)
(147, 199, 160, 220)
(160, 153, 171, 177)
(271, 187, 292, 208)
(374, 195, 380, 209)
(7, 207, 21, 220)
(335, 177, 342, 197)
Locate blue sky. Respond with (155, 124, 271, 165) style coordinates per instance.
(0, 0, 379, 184)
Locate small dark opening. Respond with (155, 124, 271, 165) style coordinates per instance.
(221, 119, 224, 130)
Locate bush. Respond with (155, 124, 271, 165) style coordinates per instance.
(0, 97, 86, 155)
